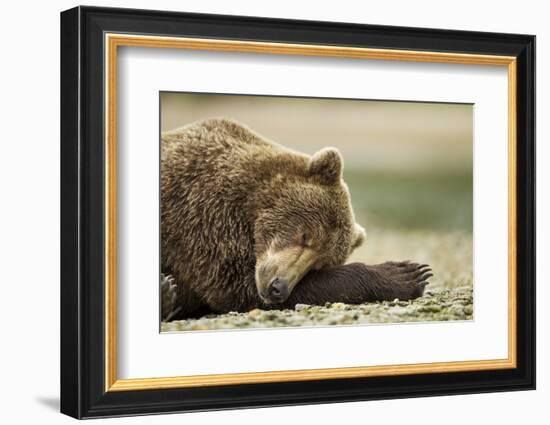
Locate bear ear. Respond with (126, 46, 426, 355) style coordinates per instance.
(352, 224, 367, 249)
(309, 147, 343, 184)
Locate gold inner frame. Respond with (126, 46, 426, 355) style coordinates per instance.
(104, 33, 517, 392)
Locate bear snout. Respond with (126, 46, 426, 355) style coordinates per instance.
(266, 277, 290, 303)
(255, 245, 319, 304)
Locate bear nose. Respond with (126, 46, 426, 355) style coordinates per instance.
(267, 277, 289, 302)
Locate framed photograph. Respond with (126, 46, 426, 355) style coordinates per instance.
(60, 6, 535, 419)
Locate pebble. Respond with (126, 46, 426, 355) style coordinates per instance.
(295, 304, 310, 311)
(190, 324, 209, 331)
(417, 305, 442, 313)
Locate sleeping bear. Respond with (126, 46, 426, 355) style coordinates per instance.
(161, 119, 432, 319)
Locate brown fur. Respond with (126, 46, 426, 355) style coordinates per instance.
(161, 118, 366, 316)
(277, 261, 432, 308)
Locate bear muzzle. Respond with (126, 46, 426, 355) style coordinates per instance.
(255, 246, 318, 304)
(264, 277, 290, 303)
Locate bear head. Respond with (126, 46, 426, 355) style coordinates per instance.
(254, 147, 366, 304)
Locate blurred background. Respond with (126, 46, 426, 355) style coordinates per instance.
(161, 92, 473, 289)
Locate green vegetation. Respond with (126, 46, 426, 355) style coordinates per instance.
(344, 169, 473, 232)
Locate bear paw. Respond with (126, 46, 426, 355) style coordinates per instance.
(368, 260, 433, 300)
(160, 273, 181, 321)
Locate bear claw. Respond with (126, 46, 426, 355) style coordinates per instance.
(161, 274, 181, 321)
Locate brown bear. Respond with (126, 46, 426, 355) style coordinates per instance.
(161, 118, 431, 320)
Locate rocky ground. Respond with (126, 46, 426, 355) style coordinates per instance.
(162, 230, 473, 332)
(161, 286, 473, 332)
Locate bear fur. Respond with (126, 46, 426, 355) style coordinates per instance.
(161, 118, 431, 319)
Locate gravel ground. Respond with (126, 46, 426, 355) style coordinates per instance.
(161, 286, 473, 332)
(162, 230, 473, 332)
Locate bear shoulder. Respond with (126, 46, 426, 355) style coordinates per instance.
(163, 118, 272, 149)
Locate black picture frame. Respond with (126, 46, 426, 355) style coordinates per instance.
(60, 5, 535, 419)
